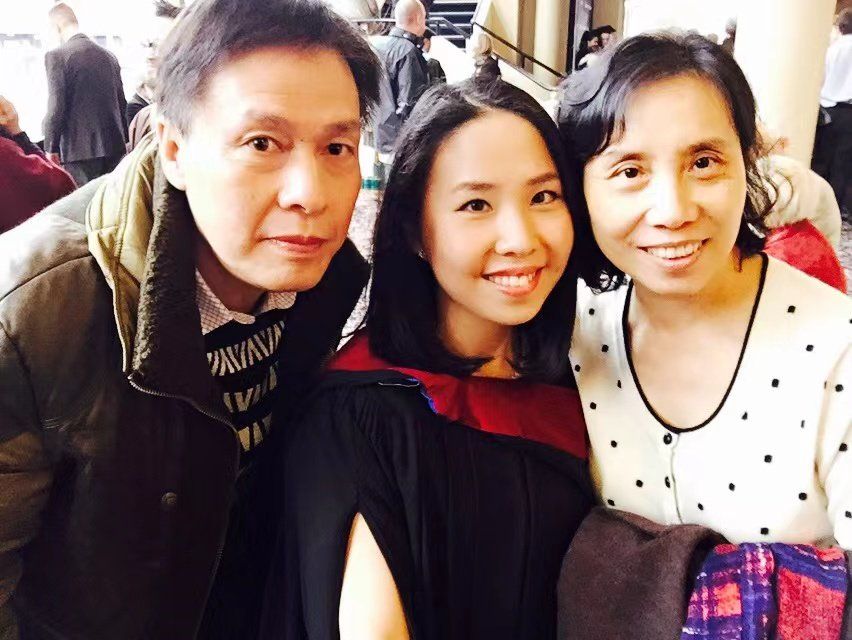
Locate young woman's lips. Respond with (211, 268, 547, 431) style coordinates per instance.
(483, 268, 543, 297)
(268, 235, 327, 256)
(639, 240, 707, 272)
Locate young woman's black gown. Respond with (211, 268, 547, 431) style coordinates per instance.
(260, 335, 594, 639)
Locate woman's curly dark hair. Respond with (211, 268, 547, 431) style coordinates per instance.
(557, 31, 773, 292)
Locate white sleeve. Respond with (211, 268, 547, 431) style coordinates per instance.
(818, 342, 852, 549)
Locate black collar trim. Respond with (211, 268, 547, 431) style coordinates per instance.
(620, 253, 768, 434)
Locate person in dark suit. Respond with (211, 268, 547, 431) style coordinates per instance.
(43, 3, 127, 186)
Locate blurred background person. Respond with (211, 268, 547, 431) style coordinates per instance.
(0, 95, 75, 234)
(470, 31, 501, 79)
(597, 25, 617, 49)
(422, 29, 446, 85)
(126, 0, 182, 125)
(126, 0, 184, 151)
(374, 0, 428, 159)
(583, 26, 617, 69)
(43, 3, 127, 186)
(759, 130, 846, 291)
(815, 8, 852, 217)
(721, 18, 737, 55)
(577, 26, 616, 70)
(575, 29, 601, 70)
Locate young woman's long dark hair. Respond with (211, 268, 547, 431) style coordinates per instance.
(367, 78, 588, 383)
(557, 31, 773, 292)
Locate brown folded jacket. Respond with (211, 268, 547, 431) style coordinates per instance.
(558, 507, 852, 639)
(557, 507, 724, 640)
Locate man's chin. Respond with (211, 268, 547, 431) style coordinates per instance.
(243, 248, 341, 293)
(259, 271, 325, 294)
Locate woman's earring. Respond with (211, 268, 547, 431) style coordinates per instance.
(417, 249, 426, 260)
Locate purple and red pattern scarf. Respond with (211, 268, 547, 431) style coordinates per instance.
(681, 543, 847, 640)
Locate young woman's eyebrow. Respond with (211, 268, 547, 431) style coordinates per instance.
(453, 181, 495, 193)
(527, 171, 560, 187)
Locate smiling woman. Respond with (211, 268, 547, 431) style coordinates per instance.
(260, 79, 595, 639)
(558, 32, 852, 550)
(368, 79, 591, 381)
(581, 74, 751, 298)
(418, 108, 574, 377)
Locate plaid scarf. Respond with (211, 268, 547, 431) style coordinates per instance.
(681, 543, 847, 640)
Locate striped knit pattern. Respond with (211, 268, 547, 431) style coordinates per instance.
(203, 308, 287, 464)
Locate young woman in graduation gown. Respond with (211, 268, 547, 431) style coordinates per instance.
(260, 79, 596, 639)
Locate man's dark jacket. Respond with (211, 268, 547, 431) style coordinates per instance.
(0, 138, 369, 639)
(43, 34, 127, 162)
(374, 27, 429, 154)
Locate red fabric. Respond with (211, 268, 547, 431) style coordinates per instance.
(775, 547, 847, 640)
(682, 543, 847, 640)
(0, 137, 76, 234)
(764, 220, 847, 293)
(331, 333, 589, 460)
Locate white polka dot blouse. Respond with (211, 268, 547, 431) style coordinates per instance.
(571, 256, 852, 548)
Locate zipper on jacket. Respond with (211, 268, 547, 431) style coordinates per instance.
(126, 377, 240, 628)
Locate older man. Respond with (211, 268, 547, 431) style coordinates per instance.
(0, 0, 380, 637)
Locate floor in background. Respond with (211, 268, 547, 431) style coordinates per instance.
(341, 188, 380, 339)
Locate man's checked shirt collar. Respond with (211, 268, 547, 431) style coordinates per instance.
(195, 270, 297, 335)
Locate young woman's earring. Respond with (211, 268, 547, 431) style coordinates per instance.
(417, 249, 426, 260)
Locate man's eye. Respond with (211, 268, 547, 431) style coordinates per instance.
(532, 190, 560, 205)
(328, 143, 353, 156)
(248, 137, 272, 152)
(460, 199, 490, 212)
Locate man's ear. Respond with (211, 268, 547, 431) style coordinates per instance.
(156, 117, 187, 191)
